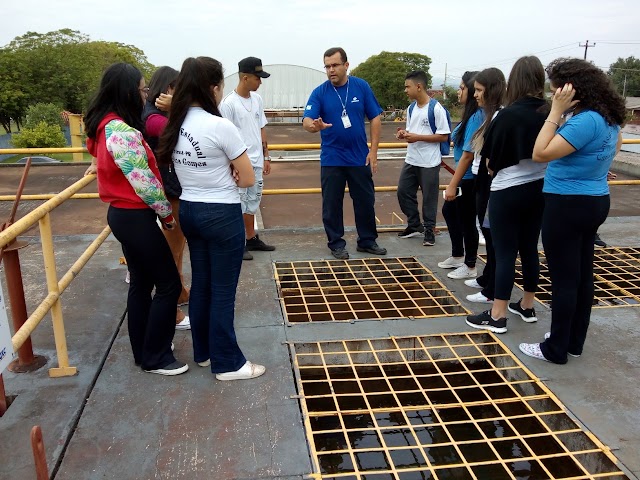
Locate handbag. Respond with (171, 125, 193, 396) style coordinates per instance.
(159, 163, 182, 198)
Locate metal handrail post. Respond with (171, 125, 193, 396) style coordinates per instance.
(38, 213, 76, 378)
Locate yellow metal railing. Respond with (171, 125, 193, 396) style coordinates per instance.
(0, 138, 639, 378)
(0, 174, 111, 377)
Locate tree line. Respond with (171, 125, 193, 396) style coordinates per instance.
(0, 29, 155, 134)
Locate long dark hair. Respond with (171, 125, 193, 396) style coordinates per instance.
(472, 67, 506, 151)
(505, 56, 545, 106)
(546, 57, 626, 126)
(85, 63, 144, 139)
(148, 66, 179, 105)
(156, 57, 225, 165)
(453, 71, 479, 147)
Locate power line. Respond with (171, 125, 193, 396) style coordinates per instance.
(450, 42, 579, 71)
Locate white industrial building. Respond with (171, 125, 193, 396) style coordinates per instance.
(223, 64, 326, 110)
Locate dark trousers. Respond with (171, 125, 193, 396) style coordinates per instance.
(321, 165, 378, 250)
(475, 172, 495, 300)
(180, 201, 247, 373)
(442, 177, 478, 267)
(397, 163, 440, 231)
(540, 194, 610, 364)
(107, 206, 180, 370)
(489, 180, 544, 300)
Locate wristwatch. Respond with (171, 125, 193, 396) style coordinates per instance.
(264, 156, 272, 161)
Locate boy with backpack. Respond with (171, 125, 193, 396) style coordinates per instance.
(396, 70, 451, 246)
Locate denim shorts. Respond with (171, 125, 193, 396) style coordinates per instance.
(239, 166, 263, 215)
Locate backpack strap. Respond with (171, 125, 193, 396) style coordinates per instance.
(427, 98, 437, 134)
(408, 101, 416, 121)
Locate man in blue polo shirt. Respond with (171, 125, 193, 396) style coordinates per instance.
(303, 47, 386, 260)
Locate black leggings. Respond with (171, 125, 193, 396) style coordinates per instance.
(108, 206, 181, 370)
(540, 194, 610, 364)
(442, 178, 478, 267)
(489, 179, 544, 300)
(475, 170, 495, 299)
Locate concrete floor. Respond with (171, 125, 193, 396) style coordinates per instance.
(0, 220, 638, 479)
(0, 139, 639, 479)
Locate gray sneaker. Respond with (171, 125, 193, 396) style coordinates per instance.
(331, 247, 349, 260)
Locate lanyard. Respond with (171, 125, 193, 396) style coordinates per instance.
(332, 80, 349, 115)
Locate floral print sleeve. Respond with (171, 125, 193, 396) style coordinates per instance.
(104, 120, 172, 218)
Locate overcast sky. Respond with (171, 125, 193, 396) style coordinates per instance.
(2, 0, 638, 85)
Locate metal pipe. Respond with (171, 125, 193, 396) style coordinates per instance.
(0, 175, 95, 249)
(31, 426, 50, 480)
(0, 374, 6, 416)
(1, 137, 639, 156)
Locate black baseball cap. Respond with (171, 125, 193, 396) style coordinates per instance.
(238, 57, 271, 78)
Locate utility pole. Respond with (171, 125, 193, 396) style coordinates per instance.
(623, 74, 627, 98)
(443, 63, 448, 99)
(579, 40, 596, 60)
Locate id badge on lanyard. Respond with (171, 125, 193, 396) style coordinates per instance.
(341, 109, 352, 129)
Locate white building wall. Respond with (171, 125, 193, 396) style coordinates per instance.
(223, 64, 326, 110)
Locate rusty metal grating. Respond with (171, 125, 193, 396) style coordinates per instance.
(478, 247, 640, 308)
(290, 333, 629, 479)
(274, 257, 469, 324)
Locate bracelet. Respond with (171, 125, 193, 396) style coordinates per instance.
(545, 119, 560, 128)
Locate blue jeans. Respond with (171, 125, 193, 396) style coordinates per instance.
(179, 201, 246, 373)
(321, 165, 378, 250)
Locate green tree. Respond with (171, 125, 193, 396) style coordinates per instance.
(23, 103, 65, 129)
(351, 51, 432, 110)
(608, 56, 640, 97)
(0, 29, 156, 125)
(11, 121, 66, 148)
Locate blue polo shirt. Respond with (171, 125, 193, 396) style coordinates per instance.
(303, 76, 383, 167)
(544, 110, 620, 196)
(452, 109, 484, 180)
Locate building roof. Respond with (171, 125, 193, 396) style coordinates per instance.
(625, 97, 640, 110)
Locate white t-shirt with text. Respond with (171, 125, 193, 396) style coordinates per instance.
(173, 107, 247, 204)
(405, 101, 450, 168)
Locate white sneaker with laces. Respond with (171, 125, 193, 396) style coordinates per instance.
(438, 256, 464, 269)
(216, 361, 266, 381)
(464, 278, 482, 289)
(466, 291, 493, 303)
(448, 265, 477, 279)
(519, 343, 549, 362)
(175, 316, 191, 330)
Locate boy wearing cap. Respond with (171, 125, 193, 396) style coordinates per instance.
(220, 57, 275, 260)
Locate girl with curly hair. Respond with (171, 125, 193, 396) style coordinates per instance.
(522, 58, 625, 363)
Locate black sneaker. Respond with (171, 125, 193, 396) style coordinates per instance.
(144, 360, 189, 376)
(356, 243, 387, 255)
(594, 233, 607, 248)
(508, 299, 538, 323)
(243, 246, 253, 261)
(423, 229, 435, 246)
(465, 310, 507, 334)
(331, 247, 349, 260)
(246, 234, 276, 251)
(398, 226, 424, 238)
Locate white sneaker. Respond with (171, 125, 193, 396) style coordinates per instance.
(478, 233, 486, 246)
(438, 256, 464, 269)
(175, 316, 191, 330)
(215, 361, 266, 381)
(448, 265, 477, 279)
(466, 291, 493, 303)
(197, 359, 211, 367)
(464, 278, 482, 289)
(125, 270, 130, 284)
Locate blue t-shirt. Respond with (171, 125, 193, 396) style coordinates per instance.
(544, 110, 620, 196)
(303, 76, 383, 166)
(452, 109, 484, 180)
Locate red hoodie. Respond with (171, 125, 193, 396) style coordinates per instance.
(86, 113, 173, 222)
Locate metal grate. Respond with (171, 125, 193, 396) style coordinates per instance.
(478, 247, 640, 308)
(274, 257, 469, 324)
(290, 333, 629, 479)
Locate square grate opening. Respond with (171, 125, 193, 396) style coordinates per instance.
(290, 333, 629, 479)
(479, 247, 640, 308)
(274, 257, 469, 324)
